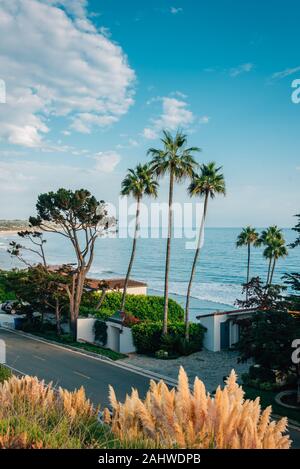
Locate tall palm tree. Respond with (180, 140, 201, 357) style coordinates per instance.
(266, 238, 288, 285)
(148, 130, 200, 334)
(120, 164, 158, 311)
(236, 226, 260, 298)
(260, 226, 284, 284)
(185, 162, 225, 339)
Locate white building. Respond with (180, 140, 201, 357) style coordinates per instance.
(197, 308, 257, 352)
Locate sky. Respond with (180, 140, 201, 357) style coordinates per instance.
(0, 0, 299, 227)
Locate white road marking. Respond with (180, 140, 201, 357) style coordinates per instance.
(33, 355, 46, 361)
(73, 370, 91, 380)
(0, 327, 178, 386)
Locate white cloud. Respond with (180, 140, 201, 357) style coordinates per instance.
(93, 151, 121, 173)
(116, 138, 139, 149)
(229, 63, 254, 77)
(0, 0, 135, 147)
(199, 116, 210, 124)
(143, 128, 158, 140)
(0, 161, 36, 193)
(45, 0, 88, 18)
(170, 7, 183, 14)
(143, 96, 195, 139)
(271, 66, 300, 80)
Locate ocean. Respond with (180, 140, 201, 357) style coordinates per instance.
(0, 228, 299, 321)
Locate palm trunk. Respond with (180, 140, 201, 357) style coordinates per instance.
(266, 257, 272, 285)
(269, 258, 276, 285)
(96, 289, 108, 310)
(163, 171, 174, 335)
(246, 243, 251, 301)
(121, 197, 141, 311)
(185, 193, 209, 340)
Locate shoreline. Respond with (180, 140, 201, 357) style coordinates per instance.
(0, 230, 24, 236)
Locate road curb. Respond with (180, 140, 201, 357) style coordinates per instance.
(0, 327, 178, 387)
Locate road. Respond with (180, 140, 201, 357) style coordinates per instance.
(0, 328, 153, 406)
(0, 327, 299, 449)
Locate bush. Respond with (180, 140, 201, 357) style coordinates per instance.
(94, 320, 108, 346)
(248, 365, 276, 383)
(0, 271, 17, 302)
(79, 306, 111, 321)
(132, 322, 206, 355)
(84, 292, 184, 323)
(0, 365, 11, 384)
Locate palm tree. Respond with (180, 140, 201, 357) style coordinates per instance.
(120, 164, 158, 311)
(148, 130, 200, 334)
(267, 238, 288, 285)
(260, 226, 284, 284)
(236, 226, 260, 298)
(185, 162, 225, 339)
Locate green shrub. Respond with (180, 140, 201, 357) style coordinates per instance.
(94, 320, 108, 346)
(99, 292, 184, 322)
(132, 322, 163, 353)
(132, 321, 206, 355)
(79, 306, 111, 321)
(0, 365, 12, 383)
(241, 372, 282, 392)
(248, 365, 276, 383)
(0, 271, 17, 302)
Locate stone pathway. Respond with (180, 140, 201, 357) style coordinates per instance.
(123, 350, 250, 392)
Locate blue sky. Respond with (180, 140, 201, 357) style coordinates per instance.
(0, 0, 299, 227)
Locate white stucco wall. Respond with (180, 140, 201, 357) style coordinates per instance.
(77, 317, 136, 354)
(198, 314, 230, 352)
(0, 314, 15, 329)
(106, 321, 136, 353)
(77, 317, 95, 343)
(198, 315, 223, 352)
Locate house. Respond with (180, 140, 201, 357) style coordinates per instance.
(197, 308, 258, 352)
(47, 265, 148, 296)
(85, 278, 147, 296)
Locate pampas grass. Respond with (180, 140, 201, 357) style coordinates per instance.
(0, 374, 110, 449)
(105, 367, 291, 449)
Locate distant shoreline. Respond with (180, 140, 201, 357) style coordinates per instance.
(0, 230, 23, 236)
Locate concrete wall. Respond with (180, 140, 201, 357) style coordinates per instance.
(198, 314, 229, 352)
(77, 317, 95, 343)
(0, 314, 15, 329)
(77, 317, 136, 354)
(198, 316, 218, 352)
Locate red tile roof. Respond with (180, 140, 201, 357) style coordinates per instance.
(85, 278, 147, 290)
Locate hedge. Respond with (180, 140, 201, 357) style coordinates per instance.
(100, 292, 184, 322)
(131, 321, 206, 356)
(81, 292, 184, 323)
(79, 306, 112, 321)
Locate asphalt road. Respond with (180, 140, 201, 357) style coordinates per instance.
(1, 327, 299, 449)
(0, 328, 153, 406)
